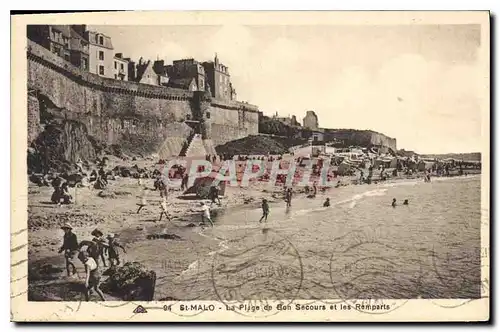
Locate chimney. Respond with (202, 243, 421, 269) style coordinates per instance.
(71, 25, 87, 37)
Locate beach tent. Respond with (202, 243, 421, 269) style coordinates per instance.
(416, 160, 435, 171)
(373, 157, 397, 169)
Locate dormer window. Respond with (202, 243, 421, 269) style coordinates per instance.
(99, 36, 104, 45)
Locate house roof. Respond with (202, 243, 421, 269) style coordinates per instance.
(135, 61, 152, 82)
(52, 25, 71, 38)
(168, 77, 195, 89)
(86, 31, 114, 49)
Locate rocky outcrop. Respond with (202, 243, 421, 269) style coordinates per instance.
(29, 119, 97, 173)
(323, 129, 397, 152)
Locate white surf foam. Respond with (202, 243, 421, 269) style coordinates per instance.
(335, 188, 389, 208)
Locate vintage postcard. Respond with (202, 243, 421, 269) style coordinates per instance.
(11, 11, 490, 322)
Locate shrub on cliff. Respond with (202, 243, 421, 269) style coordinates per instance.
(215, 135, 290, 155)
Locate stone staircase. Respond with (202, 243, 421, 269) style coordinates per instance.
(179, 133, 207, 157)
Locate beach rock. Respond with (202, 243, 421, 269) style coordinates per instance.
(98, 190, 116, 199)
(146, 233, 182, 240)
(114, 191, 132, 196)
(101, 262, 156, 301)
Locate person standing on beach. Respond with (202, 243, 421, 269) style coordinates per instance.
(79, 229, 108, 268)
(58, 223, 79, 277)
(323, 198, 330, 207)
(159, 196, 171, 222)
(259, 199, 270, 223)
(285, 188, 292, 207)
(392, 198, 397, 208)
(136, 188, 148, 214)
(78, 251, 106, 302)
(107, 234, 126, 267)
(209, 184, 221, 206)
(200, 202, 214, 227)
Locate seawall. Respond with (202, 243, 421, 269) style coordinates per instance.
(27, 40, 259, 164)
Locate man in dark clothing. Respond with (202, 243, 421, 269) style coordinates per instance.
(98, 167, 108, 185)
(285, 188, 292, 207)
(51, 175, 62, 189)
(58, 223, 79, 276)
(259, 199, 270, 223)
(209, 184, 221, 206)
(181, 173, 189, 191)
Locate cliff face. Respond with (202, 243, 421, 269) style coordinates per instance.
(257, 116, 397, 151)
(323, 129, 397, 152)
(26, 40, 259, 171)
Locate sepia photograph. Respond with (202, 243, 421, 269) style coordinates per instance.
(11, 11, 490, 322)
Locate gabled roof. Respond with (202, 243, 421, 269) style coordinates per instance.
(135, 61, 152, 82)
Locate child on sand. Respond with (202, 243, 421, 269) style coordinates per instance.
(78, 228, 108, 267)
(78, 251, 106, 302)
(107, 234, 126, 267)
(259, 199, 270, 223)
(200, 202, 214, 227)
(323, 198, 330, 207)
(136, 188, 148, 214)
(159, 197, 171, 222)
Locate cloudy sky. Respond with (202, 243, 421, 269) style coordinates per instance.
(91, 24, 483, 154)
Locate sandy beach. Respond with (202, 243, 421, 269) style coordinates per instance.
(27, 154, 481, 302)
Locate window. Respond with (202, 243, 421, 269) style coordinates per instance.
(95, 35, 98, 43)
(82, 58, 88, 70)
(120, 63, 124, 70)
(206, 112, 210, 119)
(99, 51, 104, 61)
(114, 74, 117, 79)
(114, 61, 117, 69)
(99, 36, 104, 45)
(64, 54, 70, 61)
(99, 65, 104, 75)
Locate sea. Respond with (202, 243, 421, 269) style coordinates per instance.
(135, 175, 482, 303)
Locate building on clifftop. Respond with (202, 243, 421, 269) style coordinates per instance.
(202, 54, 236, 101)
(85, 30, 115, 78)
(164, 59, 206, 91)
(303, 110, 319, 130)
(113, 53, 129, 81)
(27, 25, 89, 71)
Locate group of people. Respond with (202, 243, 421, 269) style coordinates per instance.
(50, 175, 73, 205)
(58, 223, 126, 301)
(258, 186, 332, 223)
(391, 198, 409, 207)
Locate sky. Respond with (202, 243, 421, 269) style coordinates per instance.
(91, 24, 483, 154)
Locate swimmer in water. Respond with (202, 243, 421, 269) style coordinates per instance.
(392, 198, 397, 207)
(403, 199, 409, 205)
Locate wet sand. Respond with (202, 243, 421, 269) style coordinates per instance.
(27, 159, 481, 302)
